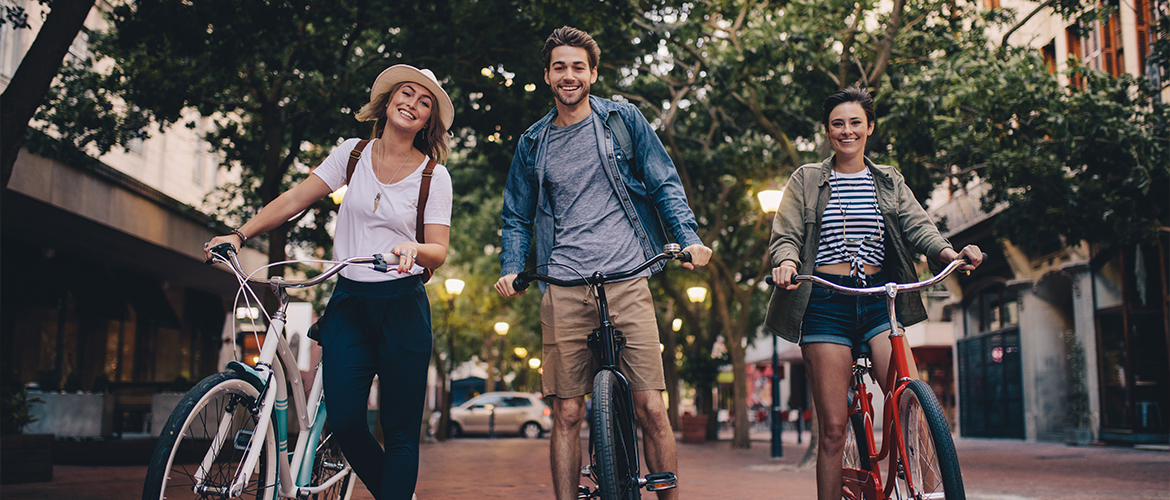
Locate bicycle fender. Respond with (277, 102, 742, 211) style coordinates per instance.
(226, 360, 266, 390)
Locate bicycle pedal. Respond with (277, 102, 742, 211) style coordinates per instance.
(640, 472, 677, 491)
(580, 465, 592, 477)
(577, 485, 595, 499)
(233, 429, 253, 451)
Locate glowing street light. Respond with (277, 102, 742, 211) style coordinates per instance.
(672, 318, 682, 332)
(757, 189, 783, 214)
(494, 322, 509, 336)
(686, 286, 708, 304)
(445, 278, 465, 296)
(530, 358, 542, 369)
(513, 347, 528, 358)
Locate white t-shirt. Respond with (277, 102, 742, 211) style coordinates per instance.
(312, 138, 452, 282)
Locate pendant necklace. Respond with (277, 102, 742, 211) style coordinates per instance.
(374, 142, 413, 213)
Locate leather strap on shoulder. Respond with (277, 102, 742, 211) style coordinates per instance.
(346, 139, 371, 185)
(415, 158, 437, 244)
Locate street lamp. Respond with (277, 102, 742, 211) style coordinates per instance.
(513, 346, 528, 358)
(686, 286, 707, 304)
(494, 322, 509, 336)
(757, 189, 783, 214)
(528, 358, 541, 369)
(436, 278, 464, 442)
(758, 190, 784, 459)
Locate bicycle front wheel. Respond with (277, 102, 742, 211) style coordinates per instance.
(899, 380, 964, 500)
(591, 369, 641, 500)
(142, 371, 277, 500)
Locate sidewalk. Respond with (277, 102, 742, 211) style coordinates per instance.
(3, 433, 1166, 499)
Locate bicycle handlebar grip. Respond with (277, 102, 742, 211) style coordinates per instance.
(512, 274, 531, 293)
(959, 252, 990, 265)
(765, 276, 775, 286)
(205, 242, 237, 265)
(678, 251, 692, 263)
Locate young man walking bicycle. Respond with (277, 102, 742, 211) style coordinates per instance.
(494, 26, 712, 500)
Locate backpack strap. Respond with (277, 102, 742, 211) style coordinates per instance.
(346, 139, 372, 185)
(415, 157, 438, 283)
(606, 112, 639, 175)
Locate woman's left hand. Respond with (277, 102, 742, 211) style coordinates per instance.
(390, 242, 420, 274)
(941, 245, 983, 273)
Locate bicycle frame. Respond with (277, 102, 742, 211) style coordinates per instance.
(206, 245, 394, 498)
(795, 258, 969, 500)
(513, 244, 689, 497)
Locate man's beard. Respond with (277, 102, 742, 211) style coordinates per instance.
(553, 80, 590, 107)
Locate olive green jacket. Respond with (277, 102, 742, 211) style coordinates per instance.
(764, 156, 953, 343)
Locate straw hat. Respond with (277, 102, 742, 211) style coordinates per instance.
(367, 64, 454, 131)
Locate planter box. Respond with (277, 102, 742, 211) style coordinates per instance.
(150, 392, 186, 437)
(0, 433, 53, 484)
(681, 414, 709, 444)
(25, 392, 113, 438)
(1064, 427, 1093, 446)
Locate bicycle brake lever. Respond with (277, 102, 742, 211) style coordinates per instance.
(373, 253, 390, 273)
(205, 242, 237, 265)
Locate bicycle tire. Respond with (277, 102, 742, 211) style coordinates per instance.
(142, 371, 277, 500)
(306, 421, 354, 500)
(899, 380, 964, 500)
(842, 409, 877, 499)
(591, 369, 641, 500)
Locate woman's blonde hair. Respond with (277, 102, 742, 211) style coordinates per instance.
(355, 81, 450, 164)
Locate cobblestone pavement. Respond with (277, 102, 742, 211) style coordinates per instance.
(3, 433, 1167, 499)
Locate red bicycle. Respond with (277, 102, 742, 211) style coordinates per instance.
(778, 256, 975, 500)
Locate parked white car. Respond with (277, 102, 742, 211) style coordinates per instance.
(431, 392, 552, 439)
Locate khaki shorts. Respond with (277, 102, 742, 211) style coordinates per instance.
(540, 277, 666, 398)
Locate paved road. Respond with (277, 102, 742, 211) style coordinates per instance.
(4, 435, 1167, 499)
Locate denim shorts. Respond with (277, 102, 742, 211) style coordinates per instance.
(800, 270, 902, 347)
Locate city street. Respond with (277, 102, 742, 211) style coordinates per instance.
(3, 431, 1166, 499)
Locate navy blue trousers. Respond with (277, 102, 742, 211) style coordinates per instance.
(319, 275, 432, 500)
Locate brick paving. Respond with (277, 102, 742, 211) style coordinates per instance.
(3, 432, 1167, 499)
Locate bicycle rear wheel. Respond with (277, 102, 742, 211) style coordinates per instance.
(306, 422, 354, 500)
(142, 371, 277, 500)
(898, 380, 964, 500)
(842, 411, 875, 499)
(591, 369, 641, 500)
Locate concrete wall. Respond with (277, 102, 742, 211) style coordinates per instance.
(25, 392, 112, 438)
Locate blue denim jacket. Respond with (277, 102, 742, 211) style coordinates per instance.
(500, 95, 703, 278)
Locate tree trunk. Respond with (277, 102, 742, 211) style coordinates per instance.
(660, 304, 680, 430)
(727, 327, 751, 449)
(1, 0, 97, 187)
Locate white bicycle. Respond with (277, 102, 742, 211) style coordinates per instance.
(142, 243, 399, 500)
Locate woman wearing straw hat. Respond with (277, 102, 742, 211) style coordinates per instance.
(203, 64, 454, 500)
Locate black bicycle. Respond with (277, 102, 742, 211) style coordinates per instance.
(512, 244, 687, 500)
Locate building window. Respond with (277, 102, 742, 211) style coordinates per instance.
(1091, 236, 1170, 438)
(964, 283, 1019, 337)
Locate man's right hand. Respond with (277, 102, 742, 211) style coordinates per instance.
(495, 274, 525, 298)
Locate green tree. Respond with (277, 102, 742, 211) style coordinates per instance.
(1, 0, 96, 187)
(884, 45, 1170, 255)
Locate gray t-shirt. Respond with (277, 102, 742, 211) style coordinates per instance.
(544, 114, 647, 281)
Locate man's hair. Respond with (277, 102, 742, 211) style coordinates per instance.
(542, 26, 601, 70)
(821, 87, 876, 128)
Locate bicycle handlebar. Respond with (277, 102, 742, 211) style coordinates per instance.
(511, 244, 692, 292)
(764, 253, 987, 296)
(205, 242, 400, 291)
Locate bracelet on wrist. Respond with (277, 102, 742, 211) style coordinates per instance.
(231, 228, 248, 247)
